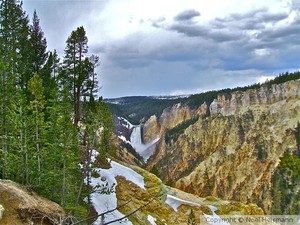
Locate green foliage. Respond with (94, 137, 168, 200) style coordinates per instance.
(165, 116, 199, 145)
(271, 153, 300, 214)
(108, 96, 185, 125)
(29, 10, 48, 73)
(62, 26, 94, 127)
(150, 165, 160, 178)
(267, 71, 300, 86)
(108, 71, 300, 125)
(0, 2, 114, 222)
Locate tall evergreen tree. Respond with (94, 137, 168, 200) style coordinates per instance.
(41, 50, 60, 113)
(0, 0, 30, 179)
(29, 10, 47, 73)
(27, 73, 45, 186)
(0, 2, 115, 219)
(63, 26, 93, 127)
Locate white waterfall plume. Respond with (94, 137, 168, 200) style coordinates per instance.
(130, 125, 159, 162)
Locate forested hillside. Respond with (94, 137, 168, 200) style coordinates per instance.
(0, 0, 113, 219)
(107, 71, 300, 125)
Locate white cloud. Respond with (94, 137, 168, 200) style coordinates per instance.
(23, 0, 300, 98)
(253, 48, 273, 57)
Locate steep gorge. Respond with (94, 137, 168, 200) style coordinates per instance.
(142, 79, 300, 214)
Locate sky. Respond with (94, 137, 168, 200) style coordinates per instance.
(23, 0, 300, 98)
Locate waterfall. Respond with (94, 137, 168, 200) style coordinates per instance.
(130, 125, 160, 162)
(130, 125, 142, 145)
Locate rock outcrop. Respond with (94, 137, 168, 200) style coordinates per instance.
(0, 179, 65, 225)
(143, 102, 204, 144)
(209, 80, 299, 116)
(112, 160, 264, 224)
(145, 79, 300, 213)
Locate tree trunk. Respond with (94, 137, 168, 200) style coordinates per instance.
(74, 85, 81, 127)
(35, 104, 41, 185)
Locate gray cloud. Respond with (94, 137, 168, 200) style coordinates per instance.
(174, 9, 201, 21)
(150, 17, 166, 28)
(211, 8, 288, 31)
(169, 24, 208, 37)
(97, 5, 299, 97)
(22, 1, 300, 98)
(257, 24, 300, 42)
(23, 0, 108, 53)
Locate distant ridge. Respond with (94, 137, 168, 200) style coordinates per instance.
(106, 71, 300, 124)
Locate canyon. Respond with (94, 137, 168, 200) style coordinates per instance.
(110, 76, 300, 214)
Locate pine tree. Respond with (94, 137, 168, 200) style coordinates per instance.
(58, 85, 80, 209)
(41, 50, 60, 118)
(0, 0, 30, 179)
(0, 3, 116, 220)
(62, 26, 93, 127)
(0, 0, 30, 74)
(29, 10, 47, 73)
(27, 73, 45, 187)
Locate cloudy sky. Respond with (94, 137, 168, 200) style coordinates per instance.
(23, 0, 300, 98)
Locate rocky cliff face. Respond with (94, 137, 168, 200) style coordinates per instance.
(0, 179, 65, 225)
(143, 79, 300, 213)
(143, 102, 207, 144)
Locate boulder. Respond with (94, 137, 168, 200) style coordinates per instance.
(0, 179, 65, 225)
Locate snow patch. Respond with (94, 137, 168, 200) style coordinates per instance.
(150, 95, 190, 100)
(118, 135, 131, 144)
(89, 157, 145, 225)
(165, 194, 200, 212)
(110, 161, 145, 190)
(91, 149, 99, 163)
(147, 215, 157, 225)
(204, 205, 231, 225)
(117, 116, 134, 129)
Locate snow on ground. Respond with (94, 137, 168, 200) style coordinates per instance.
(109, 160, 145, 190)
(147, 215, 157, 225)
(150, 95, 190, 100)
(165, 194, 201, 212)
(91, 149, 99, 163)
(117, 116, 134, 129)
(89, 157, 145, 225)
(203, 205, 231, 225)
(118, 135, 131, 144)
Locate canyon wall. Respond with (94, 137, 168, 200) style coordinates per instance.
(143, 102, 208, 143)
(144, 79, 300, 213)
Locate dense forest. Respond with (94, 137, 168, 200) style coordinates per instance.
(0, 0, 113, 219)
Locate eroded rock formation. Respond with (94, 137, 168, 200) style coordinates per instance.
(144, 80, 300, 213)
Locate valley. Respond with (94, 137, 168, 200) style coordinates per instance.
(108, 72, 300, 215)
